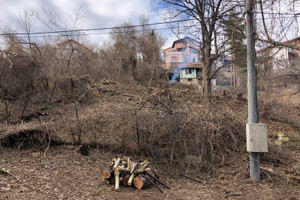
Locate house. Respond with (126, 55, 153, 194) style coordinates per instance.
(162, 36, 231, 88)
(258, 37, 300, 71)
(256, 37, 300, 90)
(162, 37, 203, 87)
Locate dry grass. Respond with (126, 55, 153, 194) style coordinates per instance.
(1, 80, 299, 177)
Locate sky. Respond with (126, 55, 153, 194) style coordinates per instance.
(2, 0, 299, 51)
(0, 0, 177, 48)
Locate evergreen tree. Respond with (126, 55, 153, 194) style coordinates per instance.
(223, 11, 247, 73)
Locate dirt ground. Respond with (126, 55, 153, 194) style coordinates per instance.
(0, 146, 299, 200)
(0, 82, 300, 200)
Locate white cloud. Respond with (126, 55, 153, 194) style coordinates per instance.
(0, 0, 158, 47)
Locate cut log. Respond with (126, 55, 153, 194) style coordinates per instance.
(113, 158, 121, 170)
(133, 175, 151, 190)
(130, 162, 137, 173)
(102, 170, 112, 180)
(127, 158, 130, 170)
(115, 168, 120, 190)
(122, 174, 130, 186)
(140, 174, 163, 193)
(102, 170, 114, 184)
(128, 173, 136, 186)
(138, 160, 149, 173)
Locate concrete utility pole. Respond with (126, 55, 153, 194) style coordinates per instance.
(246, 0, 260, 182)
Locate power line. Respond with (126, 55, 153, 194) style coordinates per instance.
(254, 11, 300, 16)
(1, 13, 299, 39)
(0, 19, 195, 36)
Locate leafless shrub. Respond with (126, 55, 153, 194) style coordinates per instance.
(64, 85, 248, 173)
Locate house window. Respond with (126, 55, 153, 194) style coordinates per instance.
(192, 58, 196, 63)
(184, 57, 188, 63)
(186, 69, 192, 74)
(172, 57, 176, 63)
(188, 78, 192, 82)
(196, 69, 202, 73)
(198, 58, 201, 63)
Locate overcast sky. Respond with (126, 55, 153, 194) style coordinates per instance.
(0, 0, 178, 48)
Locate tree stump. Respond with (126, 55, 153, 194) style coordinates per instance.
(237, 93, 243, 101)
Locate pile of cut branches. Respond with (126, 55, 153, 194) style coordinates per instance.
(101, 157, 170, 192)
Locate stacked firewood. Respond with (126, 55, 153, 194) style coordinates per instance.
(101, 157, 170, 192)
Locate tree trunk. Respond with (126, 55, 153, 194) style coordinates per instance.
(201, 46, 212, 101)
(202, 78, 210, 97)
(202, 72, 211, 101)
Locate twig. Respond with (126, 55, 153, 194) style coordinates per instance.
(5, 99, 9, 124)
(140, 174, 163, 194)
(180, 173, 202, 183)
(0, 168, 21, 182)
(21, 94, 31, 120)
(260, 167, 300, 183)
(48, 83, 57, 104)
(225, 193, 242, 198)
(145, 171, 171, 189)
(75, 102, 82, 145)
(135, 110, 140, 154)
(170, 139, 175, 166)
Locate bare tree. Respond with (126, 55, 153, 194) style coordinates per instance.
(98, 20, 164, 85)
(254, 0, 300, 92)
(17, 7, 37, 51)
(159, 0, 239, 100)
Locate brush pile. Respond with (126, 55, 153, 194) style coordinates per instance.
(101, 157, 170, 192)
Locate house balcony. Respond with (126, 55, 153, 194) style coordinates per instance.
(162, 62, 203, 71)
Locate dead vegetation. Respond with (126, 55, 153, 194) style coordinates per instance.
(1, 78, 299, 176)
(0, 78, 299, 199)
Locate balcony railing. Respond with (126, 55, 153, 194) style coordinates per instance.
(162, 62, 203, 70)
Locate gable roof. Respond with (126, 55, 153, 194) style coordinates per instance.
(57, 39, 89, 50)
(172, 36, 201, 48)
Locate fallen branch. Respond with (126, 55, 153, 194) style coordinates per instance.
(180, 173, 202, 183)
(115, 168, 120, 190)
(225, 193, 242, 198)
(140, 174, 163, 193)
(0, 168, 20, 182)
(145, 171, 170, 189)
(260, 167, 300, 183)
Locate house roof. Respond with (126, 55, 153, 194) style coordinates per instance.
(282, 37, 300, 44)
(164, 36, 201, 52)
(172, 36, 201, 48)
(164, 47, 174, 52)
(258, 37, 300, 52)
(57, 39, 89, 50)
